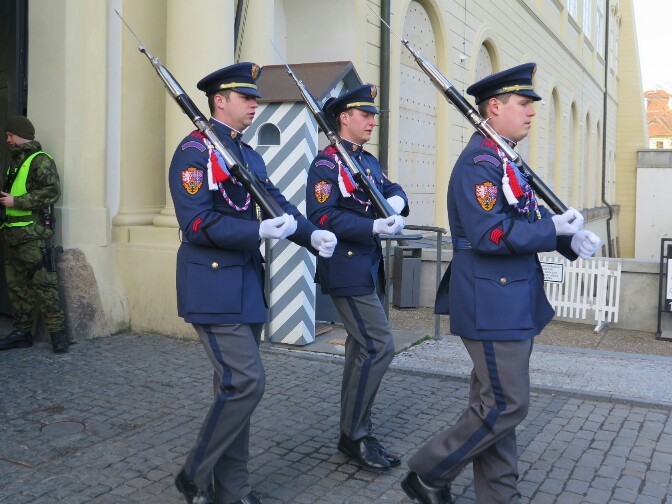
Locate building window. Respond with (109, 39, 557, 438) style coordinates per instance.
(475, 43, 494, 82)
(549, 90, 561, 193)
(568, 0, 578, 19)
(581, 114, 590, 209)
(569, 104, 577, 206)
(584, 0, 593, 39)
(594, 121, 602, 208)
(257, 123, 281, 146)
(596, 1, 604, 52)
(657, 141, 664, 149)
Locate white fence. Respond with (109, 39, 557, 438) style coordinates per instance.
(540, 256, 622, 332)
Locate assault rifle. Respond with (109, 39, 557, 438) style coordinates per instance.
(371, 8, 569, 215)
(115, 11, 283, 218)
(270, 42, 397, 219)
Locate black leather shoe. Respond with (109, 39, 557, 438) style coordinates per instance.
(337, 433, 391, 472)
(0, 330, 32, 351)
(49, 330, 69, 353)
(401, 471, 453, 504)
(368, 436, 401, 467)
(232, 491, 263, 504)
(175, 468, 215, 504)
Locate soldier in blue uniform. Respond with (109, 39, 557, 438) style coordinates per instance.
(306, 84, 409, 473)
(401, 64, 601, 504)
(169, 62, 337, 504)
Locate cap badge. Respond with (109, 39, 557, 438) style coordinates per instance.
(370, 86, 377, 99)
(251, 64, 260, 80)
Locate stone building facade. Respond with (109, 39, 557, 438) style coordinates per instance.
(0, 0, 648, 338)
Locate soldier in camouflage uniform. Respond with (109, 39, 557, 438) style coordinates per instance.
(0, 116, 67, 353)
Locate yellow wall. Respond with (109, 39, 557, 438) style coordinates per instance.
(24, 0, 646, 337)
(615, 0, 648, 258)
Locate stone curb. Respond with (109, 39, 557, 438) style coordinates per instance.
(263, 344, 672, 411)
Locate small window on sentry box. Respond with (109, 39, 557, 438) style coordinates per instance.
(258, 123, 281, 146)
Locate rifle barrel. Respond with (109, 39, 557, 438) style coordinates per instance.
(372, 9, 568, 215)
(117, 11, 283, 218)
(270, 45, 395, 218)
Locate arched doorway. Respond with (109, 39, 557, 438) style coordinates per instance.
(398, 1, 438, 226)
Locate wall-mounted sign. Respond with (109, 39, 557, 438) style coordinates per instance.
(541, 261, 565, 283)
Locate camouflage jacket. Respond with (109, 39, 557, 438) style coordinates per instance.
(3, 140, 61, 246)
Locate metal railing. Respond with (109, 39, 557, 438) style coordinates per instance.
(381, 225, 448, 337)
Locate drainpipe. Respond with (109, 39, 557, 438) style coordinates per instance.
(379, 0, 391, 174)
(234, 0, 245, 61)
(601, 0, 614, 257)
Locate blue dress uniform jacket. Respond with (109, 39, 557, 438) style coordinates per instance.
(306, 140, 408, 298)
(441, 132, 577, 341)
(169, 119, 316, 325)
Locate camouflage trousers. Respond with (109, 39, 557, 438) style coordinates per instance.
(3, 238, 65, 333)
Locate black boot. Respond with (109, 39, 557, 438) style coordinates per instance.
(337, 433, 391, 472)
(368, 436, 402, 467)
(231, 491, 263, 504)
(401, 472, 453, 504)
(49, 330, 69, 354)
(174, 468, 215, 504)
(0, 329, 33, 351)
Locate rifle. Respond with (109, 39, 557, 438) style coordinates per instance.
(270, 42, 396, 219)
(115, 11, 283, 218)
(371, 10, 569, 215)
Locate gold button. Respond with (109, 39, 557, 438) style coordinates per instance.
(500, 277, 507, 285)
(212, 262, 219, 269)
(347, 251, 353, 257)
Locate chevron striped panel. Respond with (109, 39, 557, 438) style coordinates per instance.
(245, 104, 318, 345)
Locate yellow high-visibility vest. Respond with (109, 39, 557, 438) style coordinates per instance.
(3, 151, 51, 227)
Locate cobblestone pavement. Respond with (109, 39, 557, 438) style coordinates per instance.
(1, 334, 672, 504)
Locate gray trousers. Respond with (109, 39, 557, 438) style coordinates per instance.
(408, 338, 533, 504)
(184, 323, 265, 504)
(332, 291, 395, 440)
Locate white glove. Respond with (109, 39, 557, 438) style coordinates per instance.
(551, 207, 584, 236)
(386, 195, 406, 214)
(311, 230, 337, 258)
(571, 230, 601, 259)
(372, 215, 405, 235)
(259, 214, 297, 240)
